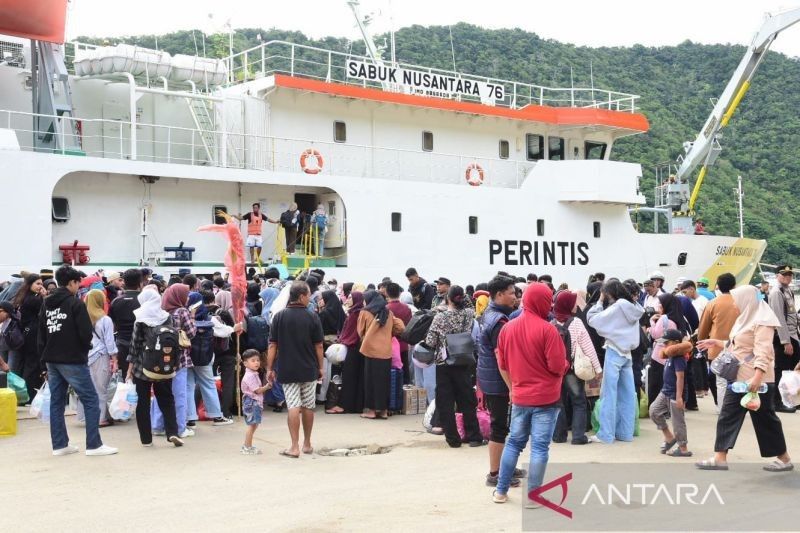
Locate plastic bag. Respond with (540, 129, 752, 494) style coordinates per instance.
(591, 397, 639, 435)
(456, 409, 491, 440)
(741, 391, 760, 411)
(106, 371, 122, 412)
(29, 382, 50, 423)
(108, 381, 138, 421)
(7, 371, 29, 405)
(325, 343, 348, 364)
(778, 370, 800, 408)
(423, 399, 436, 431)
(638, 389, 649, 418)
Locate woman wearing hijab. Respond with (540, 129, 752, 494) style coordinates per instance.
(647, 293, 690, 406)
(245, 282, 262, 316)
(552, 291, 602, 445)
(319, 290, 347, 337)
(126, 287, 183, 447)
(696, 286, 793, 472)
(326, 291, 365, 414)
(424, 286, 481, 447)
(260, 287, 280, 320)
(214, 289, 233, 314)
(76, 289, 118, 427)
(150, 283, 197, 439)
(357, 290, 405, 419)
(185, 293, 232, 426)
(12, 273, 45, 401)
(208, 290, 242, 419)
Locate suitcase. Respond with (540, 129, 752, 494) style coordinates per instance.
(0, 388, 17, 436)
(388, 368, 403, 413)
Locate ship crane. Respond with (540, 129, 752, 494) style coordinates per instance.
(663, 7, 800, 234)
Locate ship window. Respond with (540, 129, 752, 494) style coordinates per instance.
(52, 197, 70, 222)
(593, 221, 601, 238)
(422, 131, 433, 152)
(391, 212, 402, 232)
(327, 201, 335, 216)
(499, 140, 509, 159)
(334, 121, 346, 143)
(525, 134, 544, 161)
(537, 219, 545, 236)
(585, 141, 607, 160)
(548, 136, 565, 161)
(469, 216, 478, 234)
(213, 205, 228, 224)
(677, 252, 688, 266)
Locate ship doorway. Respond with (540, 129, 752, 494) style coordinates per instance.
(294, 193, 317, 214)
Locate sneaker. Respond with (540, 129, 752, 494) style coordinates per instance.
(168, 436, 184, 447)
(152, 429, 166, 436)
(241, 445, 263, 455)
(213, 416, 234, 426)
(485, 473, 521, 487)
(524, 499, 542, 509)
(86, 444, 118, 456)
(588, 435, 607, 444)
(179, 428, 195, 438)
(512, 468, 527, 479)
(186, 420, 197, 427)
(52, 445, 79, 456)
(492, 490, 508, 504)
(142, 442, 153, 447)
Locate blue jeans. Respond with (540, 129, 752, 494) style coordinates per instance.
(186, 364, 222, 420)
(46, 363, 103, 451)
(597, 347, 636, 443)
(413, 363, 436, 406)
(152, 367, 187, 434)
(496, 405, 560, 495)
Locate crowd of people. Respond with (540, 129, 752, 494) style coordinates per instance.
(1, 261, 799, 505)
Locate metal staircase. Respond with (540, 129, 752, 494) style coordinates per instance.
(186, 98, 217, 164)
(31, 41, 81, 154)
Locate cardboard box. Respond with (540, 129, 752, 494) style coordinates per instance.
(584, 377, 602, 398)
(402, 386, 418, 415)
(416, 387, 428, 413)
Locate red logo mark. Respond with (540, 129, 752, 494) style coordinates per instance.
(528, 473, 572, 519)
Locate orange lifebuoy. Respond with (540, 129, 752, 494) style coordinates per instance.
(300, 148, 324, 174)
(465, 163, 484, 186)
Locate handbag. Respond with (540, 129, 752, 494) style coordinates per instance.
(178, 329, 191, 349)
(573, 344, 596, 381)
(709, 348, 740, 382)
(444, 331, 476, 366)
(412, 343, 435, 366)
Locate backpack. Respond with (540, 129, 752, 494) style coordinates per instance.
(141, 324, 181, 380)
(279, 210, 294, 229)
(401, 309, 434, 345)
(551, 317, 574, 364)
(2, 318, 25, 351)
(190, 326, 215, 366)
(245, 304, 269, 352)
(313, 213, 327, 230)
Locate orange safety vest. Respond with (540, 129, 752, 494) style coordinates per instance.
(247, 212, 263, 236)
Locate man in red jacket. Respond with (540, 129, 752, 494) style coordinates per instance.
(492, 282, 569, 506)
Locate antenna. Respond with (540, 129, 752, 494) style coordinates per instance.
(590, 60, 595, 105)
(449, 26, 457, 72)
(388, 0, 396, 65)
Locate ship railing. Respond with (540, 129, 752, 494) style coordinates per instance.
(222, 40, 640, 113)
(0, 108, 534, 188)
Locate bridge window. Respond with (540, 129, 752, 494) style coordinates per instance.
(213, 205, 228, 224)
(525, 134, 544, 161)
(391, 212, 402, 232)
(422, 131, 433, 152)
(333, 121, 347, 143)
(677, 252, 688, 266)
(469, 216, 478, 234)
(499, 140, 509, 159)
(593, 221, 601, 238)
(585, 141, 607, 160)
(52, 197, 70, 222)
(537, 219, 545, 236)
(548, 137, 565, 161)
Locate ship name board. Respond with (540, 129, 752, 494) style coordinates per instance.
(490, 240, 590, 266)
(715, 245, 755, 258)
(346, 59, 505, 101)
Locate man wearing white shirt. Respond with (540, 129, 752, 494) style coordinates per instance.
(680, 280, 709, 318)
(642, 280, 662, 313)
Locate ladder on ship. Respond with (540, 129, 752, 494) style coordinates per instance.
(185, 98, 241, 167)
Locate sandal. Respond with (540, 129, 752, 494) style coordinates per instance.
(492, 490, 508, 504)
(325, 407, 345, 414)
(428, 427, 444, 435)
(763, 459, 794, 472)
(695, 457, 728, 470)
(279, 449, 300, 459)
(360, 414, 377, 420)
(668, 448, 693, 457)
(660, 439, 677, 454)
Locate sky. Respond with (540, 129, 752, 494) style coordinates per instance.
(66, 0, 800, 58)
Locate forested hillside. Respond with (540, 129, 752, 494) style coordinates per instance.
(78, 23, 800, 265)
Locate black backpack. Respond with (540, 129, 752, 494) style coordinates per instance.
(244, 303, 269, 352)
(190, 326, 215, 366)
(551, 317, 574, 364)
(401, 309, 434, 345)
(2, 318, 25, 351)
(280, 211, 294, 229)
(141, 324, 181, 380)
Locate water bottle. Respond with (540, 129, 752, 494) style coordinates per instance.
(731, 381, 768, 394)
(123, 388, 138, 420)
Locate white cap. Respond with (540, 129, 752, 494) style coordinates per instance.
(649, 270, 665, 281)
(675, 276, 687, 287)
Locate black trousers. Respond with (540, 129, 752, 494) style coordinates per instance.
(772, 336, 800, 409)
(284, 227, 297, 253)
(691, 355, 709, 391)
(116, 342, 130, 382)
(714, 384, 787, 457)
(400, 349, 411, 385)
(363, 357, 391, 412)
(134, 377, 178, 444)
(339, 344, 364, 413)
(213, 352, 236, 418)
(484, 393, 510, 444)
(436, 364, 482, 446)
(21, 348, 43, 402)
(647, 361, 664, 407)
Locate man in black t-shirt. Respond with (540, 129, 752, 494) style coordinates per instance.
(108, 269, 142, 379)
(267, 281, 324, 458)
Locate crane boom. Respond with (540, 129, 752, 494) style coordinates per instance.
(676, 8, 800, 211)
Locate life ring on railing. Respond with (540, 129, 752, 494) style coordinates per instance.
(465, 163, 484, 186)
(300, 148, 324, 175)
